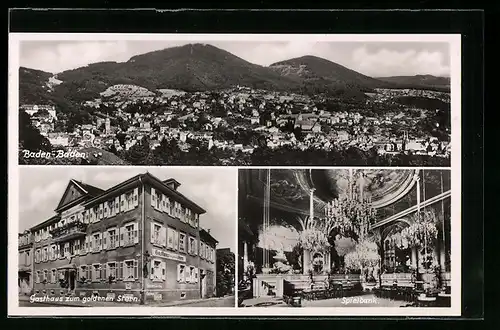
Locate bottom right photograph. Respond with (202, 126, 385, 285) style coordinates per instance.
(237, 168, 452, 309)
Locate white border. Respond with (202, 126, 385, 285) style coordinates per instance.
(8, 33, 461, 317)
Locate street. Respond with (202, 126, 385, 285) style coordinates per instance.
(18, 295, 236, 308)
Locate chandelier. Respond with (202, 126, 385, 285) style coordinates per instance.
(322, 170, 377, 241)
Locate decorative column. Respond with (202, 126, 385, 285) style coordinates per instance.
(309, 188, 315, 221)
(439, 239, 446, 271)
(411, 247, 418, 269)
(243, 242, 249, 277)
(303, 250, 310, 275)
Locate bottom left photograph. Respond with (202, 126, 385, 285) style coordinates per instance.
(15, 166, 236, 308)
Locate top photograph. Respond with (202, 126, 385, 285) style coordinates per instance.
(12, 34, 459, 166)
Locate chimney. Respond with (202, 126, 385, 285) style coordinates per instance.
(207, 229, 211, 234)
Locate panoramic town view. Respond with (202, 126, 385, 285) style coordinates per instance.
(18, 40, 451, 166)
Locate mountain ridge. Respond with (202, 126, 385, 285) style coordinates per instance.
(19, 44, 450, 108)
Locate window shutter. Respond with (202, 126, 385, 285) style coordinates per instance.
(118, 262, 123, 280)
(119, 227, 124, 246)
(98, 204, 103, 221)
(115, 196, 120, 214)
(86, 266, 90, 281)
(134, 188, 139, 207)
(195, 268, 199, 283)
(177, 265, 182, 282)
(149, 263, 154, 280)
(134, 260, 139, 279)
(120, 195, 126, 212)
(173, 230, 178, 251)
(151, 188, 156, 208)
(161, 226, 167, 247)
(165, 197, 170, 216)
(103, 202, 108, 218)
(101, 264, 106, 280)
(161, 261, 166, 281)
(99, 233, 103, 251)
(133, 223, 139, 244)
(150, 222, 155, 244)
(103, 231, 108, 250)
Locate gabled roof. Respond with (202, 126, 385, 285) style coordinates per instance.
(73, 180, 105, 196)
(54, 179, 104, 213)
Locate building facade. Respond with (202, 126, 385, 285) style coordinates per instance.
(18, 231, 34, 295)
(27, 173, 218, 304)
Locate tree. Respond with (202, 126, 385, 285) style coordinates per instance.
(216, 249, 235, 297)
(123, 137, 150, 165)
(18, 110, 52, 153)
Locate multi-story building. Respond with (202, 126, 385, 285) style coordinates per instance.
(28, 172, 218, 304)
(18, 231, 34, 295)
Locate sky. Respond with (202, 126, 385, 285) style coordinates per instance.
(19, 40, 451, 77)
(18, 167, 237, 252)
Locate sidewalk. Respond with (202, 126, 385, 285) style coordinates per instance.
(19, 294, 234, 307)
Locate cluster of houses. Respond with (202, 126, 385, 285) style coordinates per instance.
(21, 84, 451, 159)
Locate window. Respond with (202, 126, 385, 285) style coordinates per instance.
(177, 264, 186, 282)
(107, 262, 117, 280)
(79, 265, 89, 282)
(42, 247, 48, 262)
(35, 271, 40, 283)
(194, 214, 199, 228)
(35, 249, 41, 263)
(107, 228, 119, 249)
(169, 200, 175, 216)
(123, 260, 138, 281)
(74, 240, 81, 255)
(114, 196, 120, 214)
(92, 264, 101, 281)
(152, 223, 162, 246)
(108, 200, 114, 217)
(43, 270, 48, 282)
(188, 237, 196, 255)
(51, 269, 57, 283)
(122, 223, 137, 246)
(187, 266, 195, 283)
(51, 245, 57, 260)
(151, 259, 165, 281)
(92, 232, 102, 252)
(200, 242, 205, 259)
(179, 233, 186, 252)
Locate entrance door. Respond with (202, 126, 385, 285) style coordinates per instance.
(69, 270, 76, 291)
(200, 269, 206, 298)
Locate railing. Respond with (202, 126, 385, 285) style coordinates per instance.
(50, 221, 88, 241)
(19, 237, 33, 248)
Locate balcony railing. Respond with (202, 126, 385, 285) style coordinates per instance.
(18, 239, 33, 249)
(50, 221, 88, 242)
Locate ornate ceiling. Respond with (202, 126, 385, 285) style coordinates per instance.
(259, 169, 418, 214)
(239, 169, 450, 238)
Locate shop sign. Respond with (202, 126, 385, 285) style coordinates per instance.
(152, 248, 186, 262)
